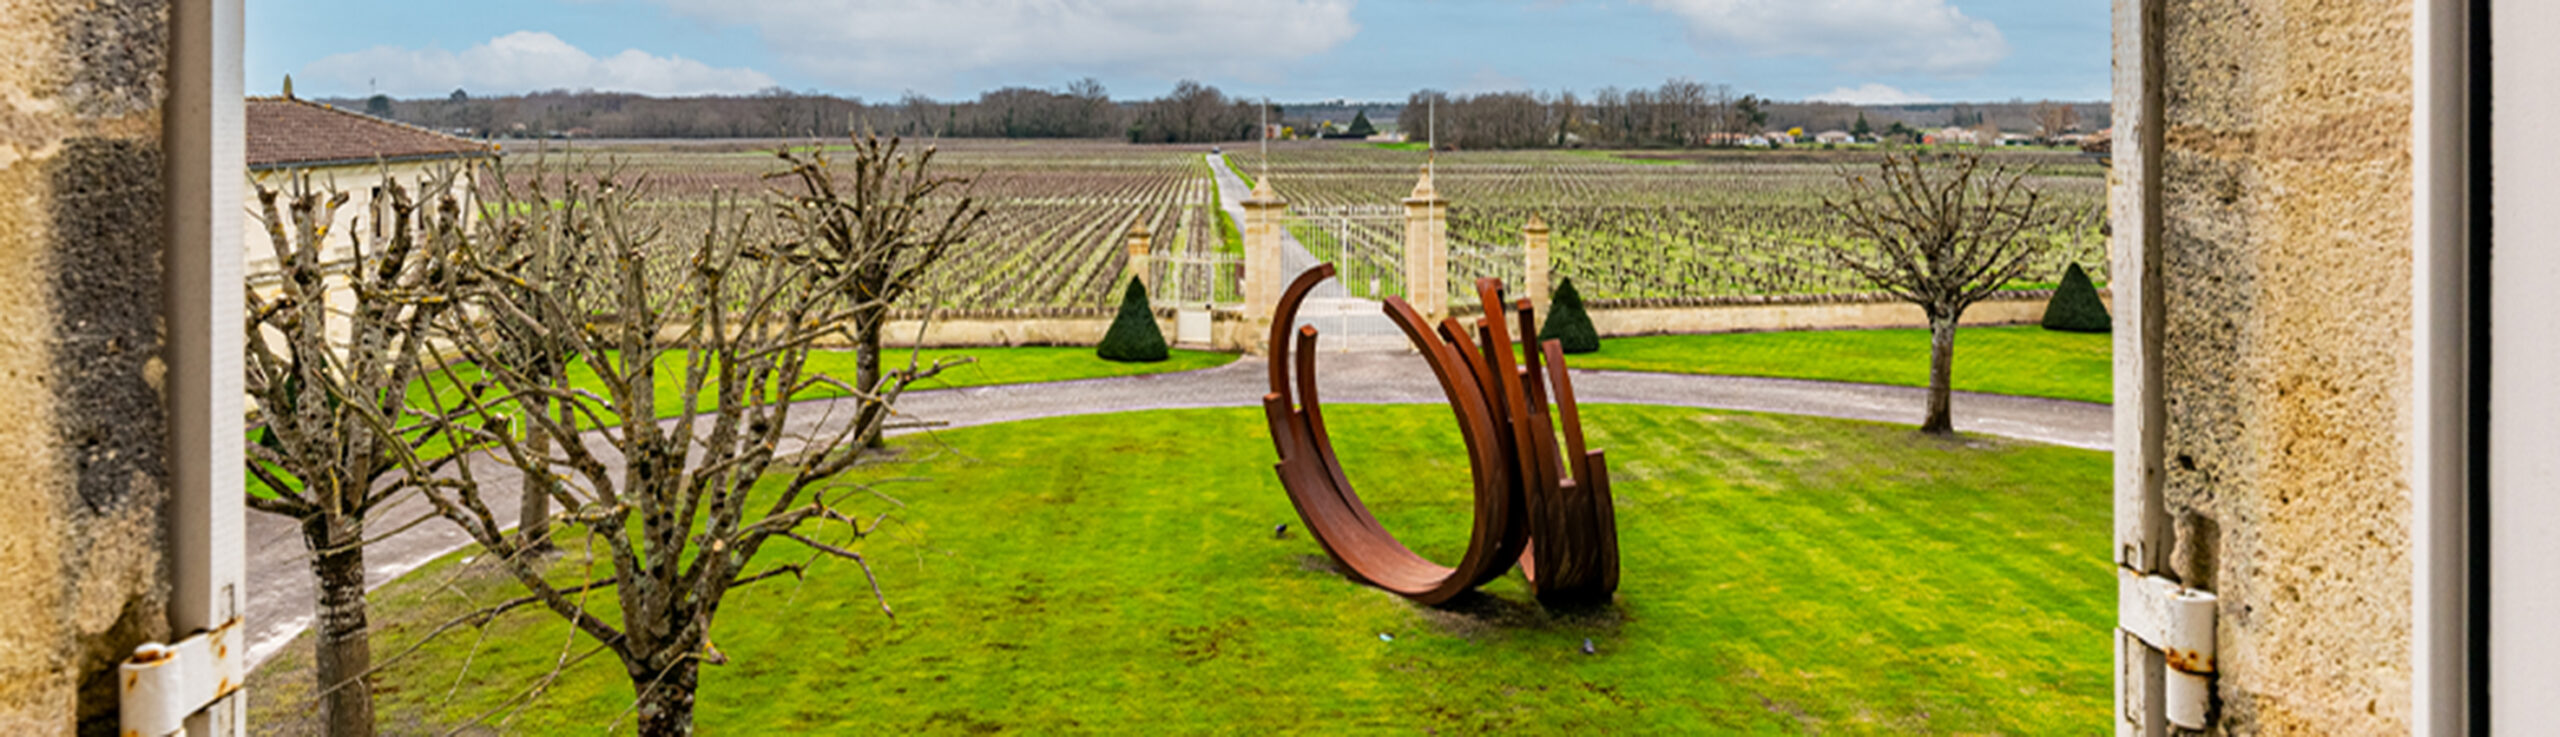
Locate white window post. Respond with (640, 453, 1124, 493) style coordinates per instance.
(127, 0, 248, 734)
(2483, 0, 2560, 730)
(2111, 0, 2215, 733)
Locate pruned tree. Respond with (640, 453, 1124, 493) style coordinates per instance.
(764, 134, 986, 447)
(1821, 151, 2064, 434)
(397, 138, 982, 735)
(243, 170, 468, 737)
(2032, 101, 2082, 144)
(477, 157, 599, 558)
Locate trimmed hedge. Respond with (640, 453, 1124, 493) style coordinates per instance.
(1097, 278, 1170, 362)
(1538, 277, 1602, 354)
(2040, 263, 2112, 333)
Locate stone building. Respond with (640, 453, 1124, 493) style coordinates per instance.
(241, 94, 487, 348)
(243, 94, 487, 274)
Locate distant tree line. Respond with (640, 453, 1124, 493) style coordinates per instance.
(1393, 80, 2110, 150)
(331, 79, 1263, 143)
(1403, 80, 1772, 149)
(325, 78, 2106, 147)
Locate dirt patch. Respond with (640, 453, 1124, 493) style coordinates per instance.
(1292, 554, 1631, 639)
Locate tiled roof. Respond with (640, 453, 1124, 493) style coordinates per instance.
(246, 97, 490, 170)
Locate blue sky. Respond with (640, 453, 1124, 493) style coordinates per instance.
(251, 0, 2108, 104)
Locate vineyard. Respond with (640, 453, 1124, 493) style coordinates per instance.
(508, 139, 2108, 312)
(492, 139, 1220, 312)
(1223, 142, 2110, 304)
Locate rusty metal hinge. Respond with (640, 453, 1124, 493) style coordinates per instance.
(119, 617, 244, 737)
(2120, 569, 2217, 729)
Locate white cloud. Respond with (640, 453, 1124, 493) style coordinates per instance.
(1637, 0, 2010, 78)
(1806, 83, 1934, 105)
(298, 31, 778, 97)
(648, 0, 1360, 94)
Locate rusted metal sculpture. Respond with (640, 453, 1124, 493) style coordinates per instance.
(1263, 265, 1619, 607)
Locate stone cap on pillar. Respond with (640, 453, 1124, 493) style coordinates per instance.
(1244, 177, 1286, 207)
(1523, 213, 1549, 234)
(1404, 167, 1444, 205)
(1125, 221, 1151, 255)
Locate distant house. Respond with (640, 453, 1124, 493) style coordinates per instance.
(1927, 126, 1985, 146)
(1815, 130, 1855, 145)
(246, 95, 491, 345)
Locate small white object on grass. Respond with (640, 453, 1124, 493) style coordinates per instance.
(1378, 633, 1394, 642)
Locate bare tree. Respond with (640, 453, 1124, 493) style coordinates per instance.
(767, 135, 986, 447)
(480, 158, 600, 558)
(2032, 101, 2083, 144)
(1821, 151, 2064, 434)
(242, 171, 468, 737)
(397, 139, 982, 735)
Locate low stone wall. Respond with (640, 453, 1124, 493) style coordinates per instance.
(1585, 290, 2102, 337)
(873, 291, 2107, 352)
(870, 308, 1163, 349)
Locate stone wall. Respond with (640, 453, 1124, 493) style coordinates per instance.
(0, 0, 176, 734)
(872, 293, 2087, 352)
(2158, 0, 2413, 732)
(1584, 291, 2086, 338)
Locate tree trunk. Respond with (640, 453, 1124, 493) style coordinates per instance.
(302, 513, 376, 737)
(519, 389, 555, 556)
(1921, 311, 1959, 435)
(853, 300, 888, 449)
(632, 659, 700, 737)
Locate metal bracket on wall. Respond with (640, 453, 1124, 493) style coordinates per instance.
(2120, 570, 2218, 729)
(119, 617, 245, 737)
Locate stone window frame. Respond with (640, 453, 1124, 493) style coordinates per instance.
(2110, 0, 2498, 733)
(149, 0, 2533, 734)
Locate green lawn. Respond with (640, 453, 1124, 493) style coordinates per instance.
(1567, 326, 2112, 404)
(249, 405, 2111, 734)
(1210, 183, 1244, 256)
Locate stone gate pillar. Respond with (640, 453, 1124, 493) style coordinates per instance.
(1402, 169, 1448, 322)
(1523, 214, 1551, 317)
(1123, 220, 1152, 291)
(1241, 179, 1287, 323)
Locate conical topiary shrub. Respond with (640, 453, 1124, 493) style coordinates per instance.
(1538, 277, 1601, 354)
(2041, 263, 2112, 333)
(1097, 278, 1170, 362)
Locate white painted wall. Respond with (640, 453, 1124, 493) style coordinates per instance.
(241, 161, 474, 274)
(2489, 0, 2560, 729)
(242, 161, 476, 350)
